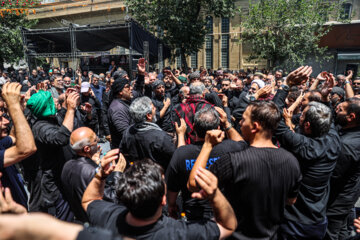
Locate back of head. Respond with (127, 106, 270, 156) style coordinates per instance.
(116, 159, 164, 219)
(189, 82, 205, 96)
(129, 96, 152, 123)
(194, 107, 220, 138)
(248, 101, 281, 135)
(305, 101, 332, 137)
(306, 90, 322, 103)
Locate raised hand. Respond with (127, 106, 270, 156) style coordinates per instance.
(137, 58, 146, 75)
(66, 92, 80, 110)
(1, 82, 21, 106)
(254, 85, 272, 99)
(175, 118, 187, 136)
(320, 73, 335, 98)
(97, 149, 120, 179)
(114, 152, 127, 173)
(286, 66, 312, 87)
(191, 167, 218, 201)
(0, 173, 27, 214)
(215, 106, 228, 125)
(204, 129, 225, 147)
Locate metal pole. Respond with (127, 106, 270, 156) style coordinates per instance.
(128, 21, 133, 80)
(69, 23, 77, 80)
(158, 44, 163, 72)
(143, 41, 149, 72)
(20, 28, 31, 70)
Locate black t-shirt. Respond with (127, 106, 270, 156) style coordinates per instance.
(165, 140, 247, 220)
(211, 147, 302, 240)
(87, 200, 220, 240)
(0, 136, 28, 208)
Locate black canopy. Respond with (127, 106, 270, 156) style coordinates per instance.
(21, 20, 171, 64)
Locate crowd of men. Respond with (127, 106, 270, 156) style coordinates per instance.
(0, 60, 359, 240)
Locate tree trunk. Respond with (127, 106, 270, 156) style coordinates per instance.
(181, 50, 188, 73)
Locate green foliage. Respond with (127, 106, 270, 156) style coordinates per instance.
(0, 1, 38, 66)
(126, 0, 236, 69)
(241, 0, 345, 70)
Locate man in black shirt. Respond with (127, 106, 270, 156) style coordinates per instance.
(274, 67, 341, 239)
(26, 90, 79, 221)
(82, 159, 237, 240)
(61, 127, 100, 223)
(151, 80, 173, 133)
(326, 98, 360, 240)
(120, 96, 175, 170)
(166, 107, 245, 220)
(188, 101, 302, 240)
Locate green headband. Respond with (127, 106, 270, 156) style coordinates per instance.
(27, 90, 56, 118)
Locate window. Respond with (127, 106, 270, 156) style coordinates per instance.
(340, 3, 352, 20)
(191, 52, 198, 69)
(221, 18, 229, 69)
(176, 49, 182, 68)
(205, 16, 213, 69)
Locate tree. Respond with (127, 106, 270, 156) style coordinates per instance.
(0, 1, 38, 69)
(126, 0, 236, 71)
(241, 0, 345, 70)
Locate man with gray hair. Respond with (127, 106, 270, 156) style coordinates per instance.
(120, 96, 175, 170)
(274, 66, 341, 239)
(173, 82, 214, 144)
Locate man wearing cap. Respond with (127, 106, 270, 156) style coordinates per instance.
(80, 82, 101, 134)
(25, 90, 80, 221)
(108, 59, 146, 149)
(232, 79, 272, 122)
(330, 86, 345, 108)
(188, 71, 201, 84)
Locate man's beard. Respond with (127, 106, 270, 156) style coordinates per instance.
(90, 144, 98, 155)
(152, 115, 157, 123)
(335, 114, 347, 127)
(165, 82, 172, 89)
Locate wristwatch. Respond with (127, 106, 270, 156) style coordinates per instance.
(281, 84, 289, 91)
(94, 163, 107, 180)
(345, 81, 351, 84)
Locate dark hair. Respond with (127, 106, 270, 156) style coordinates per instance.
(194, 107, 220, 138)
(116, 159, 165, 219)
(346, 97, 360, 125)
(304, 102, 332, 137)
(50, 73, 62, 82)
(306, 90, 322, 103)
(288, 90, 301, 102)
(248, 101, 281, 134)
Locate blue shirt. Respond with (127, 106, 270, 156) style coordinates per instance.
(0, 136, 28, 208)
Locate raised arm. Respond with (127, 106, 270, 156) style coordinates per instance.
(187, 130, 224, 192)
(345, 70, 354, 99)
(62, 92, 79, 132)
(82, 149, 121, 212)
(191, 167, 237, 239)
(175, 118, 187, 148)
(2, 83, 36, 167)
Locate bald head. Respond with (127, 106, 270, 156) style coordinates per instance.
(70, 127, 96, 154)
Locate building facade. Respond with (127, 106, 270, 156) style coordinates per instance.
(28, 0, 360, 74)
